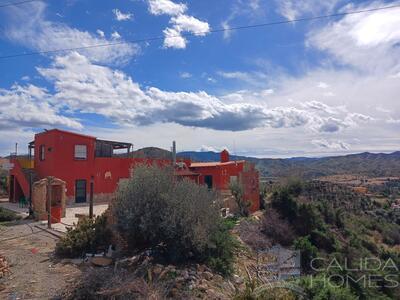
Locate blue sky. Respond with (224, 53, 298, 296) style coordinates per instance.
(0, 0, 399, 157)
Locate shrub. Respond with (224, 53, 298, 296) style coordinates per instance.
(286, 178, 304, 197)
(0, 170, 7, 195)
(294, 236, 318, 273)
(310, 229, 337, 253)
(298, 275, 358, 300)
(0, 207, 21, 222)
(295, 204, 323, 236)
(205, 221, 240, 275)
(271, 188, 298, 220)
(262, 208, 295, 246)
(230, 180, 251, 217)
(238, 218, 271, 251)
(382, 226, 400, 246)
(55, 214, 111, 258)
(113, 164, 237, 274)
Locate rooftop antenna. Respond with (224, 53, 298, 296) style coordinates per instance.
(233, 140, 237, 163)
(172, 141, 176, 166)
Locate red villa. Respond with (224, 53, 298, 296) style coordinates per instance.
(8, 129, 259, 213)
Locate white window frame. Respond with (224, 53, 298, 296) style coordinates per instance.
(74, 144, 87, 160)
(39, 145, 45, 161)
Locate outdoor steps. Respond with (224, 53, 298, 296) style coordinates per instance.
(22, 168, 38, 184)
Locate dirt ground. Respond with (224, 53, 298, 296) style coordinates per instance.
(0, 220, 81, 299)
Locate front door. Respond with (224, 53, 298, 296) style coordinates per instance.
(75, 180, 87, 203)
(204, 175, 213, 189)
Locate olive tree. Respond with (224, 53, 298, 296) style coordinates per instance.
(112, 164, 223, 262)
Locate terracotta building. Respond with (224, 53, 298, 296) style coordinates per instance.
(8, 129, 259, 212)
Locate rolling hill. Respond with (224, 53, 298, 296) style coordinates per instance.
(178, 150, 400, 178)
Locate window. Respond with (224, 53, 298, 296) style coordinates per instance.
(230, 176, 238, 185)
(75, 180, 87, 203)
(74, 145, 87, 160)
(39, 145, 45, 161)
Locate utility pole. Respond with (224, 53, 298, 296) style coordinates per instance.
(89, 176, 94, 219)
(15, 143, 18, 156)
(47, 176, 53, 229)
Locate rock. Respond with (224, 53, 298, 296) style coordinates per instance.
(175, 276, 185, 283)
(152, 265, 163, 276)
(206, 289, 222, 299)
(174, 281, 183, 289)
(91, 257, 113, 267)
(182, 270, 189, 279)
(196, 264, 205, 272)
(214, 274, 223, 281)
(166, 264, 176, 273)
(169, 288, 179, 298)
(233, 275, 244, 285)
(197, 284, 208, 291)
(203, 271, 213, 281)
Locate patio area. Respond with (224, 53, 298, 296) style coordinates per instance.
(0, 198, 109, 233)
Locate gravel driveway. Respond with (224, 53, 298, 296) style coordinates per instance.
(0, 220, 81, 299)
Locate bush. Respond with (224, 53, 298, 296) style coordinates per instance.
(0, 207, 21, 222)
(230, 180, 250, 217)
(382, 226, 400, 246)
(295, 204, 323, 236)
(55, 214, 111, 258)
(294, 236, 318, 273)
(310, 229, 337, 253)
(262, 208, 295, 246)
(113, 164, 237, 275)
(298, 275, 358, 300)
(0, 170, 7, 195)
(271, 188, 298, 220)
(286, 178, 304, 197)
(205, 221, 240, 275)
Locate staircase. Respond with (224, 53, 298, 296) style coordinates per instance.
(9, 158, 36, 202)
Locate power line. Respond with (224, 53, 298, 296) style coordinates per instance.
(0, 0, 40, 8)
(0, 4, 399, 60)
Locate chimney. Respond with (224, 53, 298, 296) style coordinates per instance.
(172, 141, 176, 166)
(220, 149, 229, 163)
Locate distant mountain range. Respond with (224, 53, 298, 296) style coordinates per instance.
(156, 150, 399, 178)
(178, 150, 400, 178)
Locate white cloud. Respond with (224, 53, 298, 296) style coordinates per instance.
(35, 52, 372, 134)
(218, 71, 267, 87)
(148, 0, 210, 49)
(387, 118, 400, 124)
(221, 0, 266, 41)
(0, 84, 82, 131)
(112, 8, 133, 21)
(275, 0, 342, 21)
(170, 14, 210, 35)
(96, 29, 105, 37)
(163, 27, 186, 49)
(308, 2, 400, 72)
(4, 2, 138, 65)
(111, 31, 121, 40)
(221, 21, 232, 40)
(179, 72, 192, 78)
(163, 14, 210, 49)
(312, 139, 350, 150)
(199, 145, 229, 152)
(148, 0, 187, 16)
(317, 82, 329, 89)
